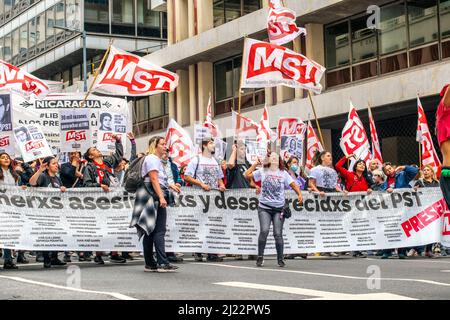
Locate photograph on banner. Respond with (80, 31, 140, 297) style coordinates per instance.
(96, 112, 127, 153)
(13, 124, 53, 162)
(11, 93, 131, 155)
(280, 134, 304, 161)
(214, 138, 227, 162)
(245, 138, 267, 164)
(59, 109, 91, 152)
(0, 93, 13, 132)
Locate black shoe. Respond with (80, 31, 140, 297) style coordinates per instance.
(144, 265, 158, 272)
(285, 254, 295, 260)
(122, 253, 134, 260)
(300, 254, 308, 259)
(278, 260, 286, 268)
(43, 260, 52, 268)
(256, 256, 264, 267)
(17, 254, 29, 264)
(194, 253, 203, 262)
(36, 254, 44, 263)
(110, 255, 126, 263)
(51, 259, 67, 266)
(157, 264, 179, 273)
(168, 255, 184, 263)
(94, 256, 105, 265)
(78, 256, 86, 262)
(3, 260, 18, 270)
(206, 255, 223, 262)
(63, 255, 72, 263)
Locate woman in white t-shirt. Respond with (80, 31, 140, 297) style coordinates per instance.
(308, 151, 342, 195)
(137, 136, 181, 273)
(246, 152, 303, 268)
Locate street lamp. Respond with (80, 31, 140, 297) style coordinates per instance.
(53, 25, 87, 92)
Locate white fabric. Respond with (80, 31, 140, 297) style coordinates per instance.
(253, 168, 294, 208)
(141, 154, 168, 188)
(308, 165, 338, 190)
(185, 155, 224, 189)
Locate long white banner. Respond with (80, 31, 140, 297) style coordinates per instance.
(0, 186, 449, 253)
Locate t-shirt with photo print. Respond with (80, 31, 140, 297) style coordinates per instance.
(253, 168, 294, 209)
(185, 155, 224, 189)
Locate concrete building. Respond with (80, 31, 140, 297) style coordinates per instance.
(0, 0, 169, 136)
(136, 0, 449, 165)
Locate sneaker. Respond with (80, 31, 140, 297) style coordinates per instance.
(278, 260, 286, 268)
(407, 249, 416, 257)
(51, 259, 67, 266)
(157, 264, 179, 273)
(43, 260, 52, 268)
(16, 254, 29, 264)
(206, 255, 223, 262)
(110, 255, 126, 263)
(78, 256, 86, 262)
(299, 254, 308, 259)
(144, 265, 158, 273)
(194, 253, 203, 262)
(122, 253, 134, 261)
(256, 256, 264, 267)
(94, 256, 105, 265)
(352, 252, 366, 258)
(3, 260, 18, 270)
(63, 255, 72, 263)
(36, 253, 44, 263)
(330, 252, 339, 257)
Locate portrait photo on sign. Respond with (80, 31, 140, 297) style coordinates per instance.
(14, 126, 31, 143)
(281, 136, 297, 154)
(99, 112, 113, 131)
(0, 94, 13, 132)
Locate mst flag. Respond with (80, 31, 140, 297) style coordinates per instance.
(241, 38, 325, 94)
(277, 117, 306, 140)
(305, 121, 323, 169)
(165, 119, 194, 168)
(93, 46, 179, 96)
(340, 101, 371, 162)
(368, 106, 383, 164)
(0, 60, 49, 98)
(256, 106, 275, 143)
(268, 1, 306, 46)
(417, 97, 441, 172)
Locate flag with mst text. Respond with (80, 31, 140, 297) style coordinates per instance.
(340, 102, 371, 162)
(165, 119, 194, 168)
(241, 38, 325, 94)
(267, 0, 306, 46)
(417, 97, 441, 172)
(0, 60, 49, 98)
(93, 46, 179, 96)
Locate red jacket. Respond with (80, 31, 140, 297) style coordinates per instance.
(335, 156, 370, 192)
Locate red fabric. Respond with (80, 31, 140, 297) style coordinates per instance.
(437, 99, 450, 147)
(93, 161, 111, 185)
(387, 175, 395, 188)
(335, 156, 370, 192)
(222, 168, 227, 187)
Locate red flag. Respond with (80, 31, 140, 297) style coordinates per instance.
(340, 101, 371, 162)
(267, 2, 306, 46)
(417, 97, 441, 171)
(241, 38, 325, 94)
(93, 46, 179, 96)
(165, 119, 194, 168)
(368, 107, 383, 164)
(257, 106, 274, 143)
(232, 111, 259, 139)
(305, 121, 324, 170)
(0, 59, 49, 98)
(203, 93, 221, 138)
(277, 117, 306, 140)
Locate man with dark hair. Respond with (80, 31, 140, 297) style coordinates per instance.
(14, 126, 31, 143)
(185, 137, 226, 262)
(83, 134, 126, 264)
(99, 113, 112, 131)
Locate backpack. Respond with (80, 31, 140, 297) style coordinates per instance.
(123, 156, 146, 193)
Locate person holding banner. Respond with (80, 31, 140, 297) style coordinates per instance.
(185, 137, 226, 263)
(437, 84, 450, 210)
(60, 152, 86, 188)
(245, 152, 303, 268)
(308, 151, 343, 195)
(335, 154, 373, 193)
(29, 156, 67, 268)
(139, 136, 180, 272)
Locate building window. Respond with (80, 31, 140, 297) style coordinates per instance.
(0, 37, 4, 61)
(46, 7, 55, 49)
(112, 0, 136, 35)
(213, 0, 262, 27)
(85, 0, 110, 33)
(132, 94, 169, 137)
(137, 0, 161, 37)
(36, 12, 46, 55)
(66, 0, 81, 31)
(214, 55, 265, 116)
(19, 24, 28, 63)
(72, 64, 81, 84)
(28, 18, 36, 58)
(54, 1, 65, 45)
(440, 0, 450, 57)
(11, 28, 19, 65)
(4, 33, 11, 62)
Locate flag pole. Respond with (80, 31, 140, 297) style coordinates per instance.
(81, 39, 114, 107)
(307, 90, 325, 147)
(238, 36, 247, 115)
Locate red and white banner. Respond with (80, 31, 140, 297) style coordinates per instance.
(269, 0, 282, 9)
(93, 46, 179, 96)
(241, 38, 325, 94)
(13, 124, 52, 162)
(232, 111, 259, 139)
(277, 117, 306, 140)
(203, 94, 221, 138)
(340, 102, 371, 162)
(368, 107, 383, 164)
(256, 106, 275, 143)
(305, 121, 323, 169)
(268, 2, 306, 46)
(59, 109, 92, 153)
(417, 97, 441, 172)
(165, 119, 194, 168)
(0, 60, 49, 98)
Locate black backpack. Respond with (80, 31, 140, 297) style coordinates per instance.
(123, 156, 146, 193)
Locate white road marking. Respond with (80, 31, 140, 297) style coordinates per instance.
(366, 258, 450, 264)
(195, 263, 450, 287)
(0, 275, 138, 300)
(441, 270, 450, 273)
(215, 282, 415, 300)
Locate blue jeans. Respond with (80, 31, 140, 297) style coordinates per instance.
(257, 207, 285, 260)
(3, 249, 12, 262)
(143, 203, 169, 267)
